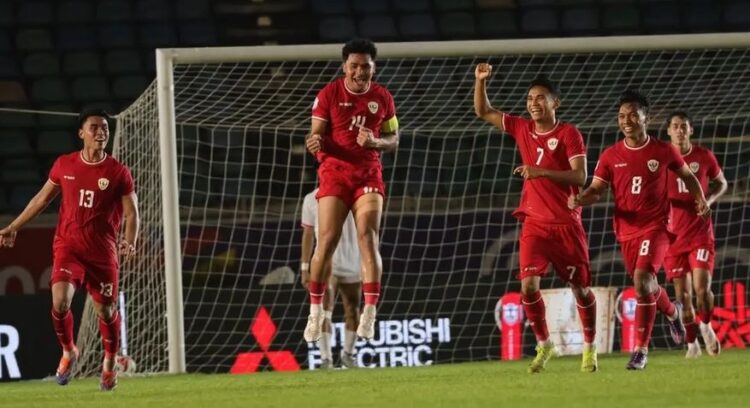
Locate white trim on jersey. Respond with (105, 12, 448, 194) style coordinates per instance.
(79, 151, 108, 165)
(311, 115, 328, 122)
(622, 135, 651, 151)
(593, 175, 609, 184)
(568, 153, 586, 161)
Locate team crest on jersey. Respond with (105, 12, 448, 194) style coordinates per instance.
(689, 162, 700, 173)
(546, 138, 559, 150)
(367, 101, 379, 114)
(647, 159, 659, 172)
(98, 178, 110, 190)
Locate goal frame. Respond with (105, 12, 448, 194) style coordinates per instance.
(154, 32, 750, 373)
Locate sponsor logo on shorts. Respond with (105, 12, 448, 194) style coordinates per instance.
(523, 266, 538, 272)
(689, 162, 700, 173)
(546, 138, 559, 150)
(363, 186, 380, 194)
(98, 178, 110, 190)
(647, 159, 659, 172)
(59, 267, 72, 275)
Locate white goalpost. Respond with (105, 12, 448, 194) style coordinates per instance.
(73, 33, 750, 376)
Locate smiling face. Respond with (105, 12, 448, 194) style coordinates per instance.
(618, 102, 648, 141)
(343, 52, 374, 93)
(526, 85, 559, 123)
(78, 115, 109, 151)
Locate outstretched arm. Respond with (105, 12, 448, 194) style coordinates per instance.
(0, 181, 60, 248)
(569, 177, 608, 209)
(473, 63, 505, 132)
(119, 192, 140, 258)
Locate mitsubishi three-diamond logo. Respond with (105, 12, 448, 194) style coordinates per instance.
(712, 281, 750, 349)
(230, 306, 300, 373)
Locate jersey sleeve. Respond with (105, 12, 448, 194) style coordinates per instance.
(705, 149, 722, 179)
(301, 193, 316, 228)
(119, 166, 135, 196)
(48, 156, 62, 185)
(593, 150, 612, 184)
(666, 143, 686, 171)
(311, 85, 332, 122)
(501, 114, 525, 140)
(564, 126, 586, 160)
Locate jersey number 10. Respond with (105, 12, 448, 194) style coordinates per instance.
(79, 189, 94, 208)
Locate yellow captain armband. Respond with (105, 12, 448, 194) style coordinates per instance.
(380, 116, 399, 133)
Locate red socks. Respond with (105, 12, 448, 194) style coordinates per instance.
(685, 320, 698, 343)
(51, 309, 75, 351)
(655, 286, 676, 318)
(363, 282, 381, 306)
(98, 311, 121, 356)
(575, 290, 597, 344)
(698, 309, 712, 324)
(309, 281, 327, 305)
(635, 292, 657, 348)
(522, 291, 549, 342)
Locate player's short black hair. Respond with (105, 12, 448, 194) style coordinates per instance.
(666, 110, 692, 126)
(528, 75, 559, 98)
(77, 108, 111, 130)
(342, 38, 377, 61)
(618, 89, 650, 114)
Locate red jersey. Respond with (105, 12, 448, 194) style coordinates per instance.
(667, 144, 722, 249)
(311, 77, 396, 166)
(503, 114, 587, 224)
(594, 136, 685, 241)
(48, 151, 135, 261)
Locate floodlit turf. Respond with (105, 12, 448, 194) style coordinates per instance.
(3, 349, 749, 408)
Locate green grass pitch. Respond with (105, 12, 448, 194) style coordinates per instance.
(3, 349, 749, 408)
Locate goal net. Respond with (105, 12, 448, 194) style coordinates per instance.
(74, 35, 750, 376)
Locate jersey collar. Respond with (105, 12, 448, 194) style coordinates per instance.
(79, 150, 107, 165)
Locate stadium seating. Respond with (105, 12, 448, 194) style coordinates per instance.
(1, 0, 749, 215)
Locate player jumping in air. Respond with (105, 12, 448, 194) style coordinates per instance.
(474, 64, 599, 373)
(0, 109, 139, 390)
(570, 91, 707, 370)
(663, 111, 727, 358)
(301, 188, 362, 369)
(303, 38, 399, 343)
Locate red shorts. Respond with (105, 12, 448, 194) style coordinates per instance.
(316, 159, 385, 208)
(664, 245, 715, 281)
(51, 247, 119, 304)
(619, 228, 670, 278)
(517, 220, 591, 287)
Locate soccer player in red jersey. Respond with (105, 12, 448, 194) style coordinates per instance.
(474, 63, 599, 373)
(303, 39, 399, 342)
(0, 109, 139, 390)
(663, 111, 727, 358)
(570, 91, 708, 370)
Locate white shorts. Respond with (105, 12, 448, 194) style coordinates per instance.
(330, 268, 361, 285)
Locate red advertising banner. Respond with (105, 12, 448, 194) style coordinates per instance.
(495, 292, 524, 360)
(618, 287, 638, 353)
